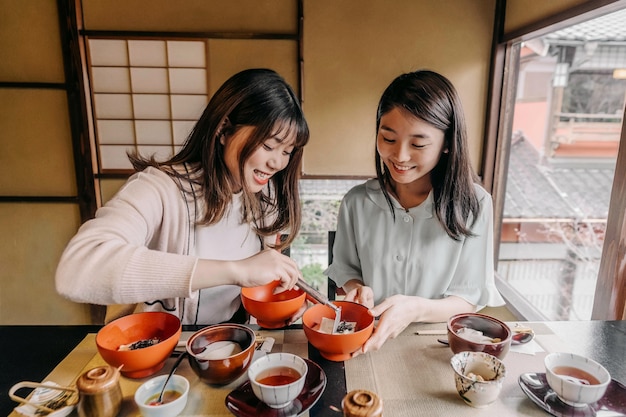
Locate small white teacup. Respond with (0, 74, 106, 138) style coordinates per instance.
(544, 352, 610, 407)
(248, 353, 307, 409)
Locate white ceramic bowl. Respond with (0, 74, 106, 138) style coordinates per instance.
(134, 374, 189, 417)
(450, 351, 506, 408)
(544, 352, 611, 407)
(247, 353, 308, 409)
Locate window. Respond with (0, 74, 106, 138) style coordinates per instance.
(494, 8, 626, 320)
(88, 39, 208, 172)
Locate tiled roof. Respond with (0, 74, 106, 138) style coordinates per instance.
(545, 8, 626, 43)
(300, 178, 367, 200)
(503, 136, 614, 220)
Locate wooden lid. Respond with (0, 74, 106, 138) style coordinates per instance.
(76, 366, 120, 394)
(342, 389, 383, 417)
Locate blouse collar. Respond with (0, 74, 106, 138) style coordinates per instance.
(365, 179, 433, 219)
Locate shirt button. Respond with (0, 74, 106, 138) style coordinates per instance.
(403, 216, 411, 222)
(395, 254, 402, 262)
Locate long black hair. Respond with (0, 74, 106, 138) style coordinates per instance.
(375, 70, 479, 240)
(130, 68, 309, 249)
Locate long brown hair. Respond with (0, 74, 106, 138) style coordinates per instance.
(129, 68, 309, 250)
(375, 70, 479, 240)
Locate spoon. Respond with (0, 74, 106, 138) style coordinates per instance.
(152, 351, 187, 405)
(297, 277, 342, 332)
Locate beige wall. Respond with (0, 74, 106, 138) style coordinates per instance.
(504, 0, 590, 34)
(1, 0, 609, 324)
(303, 0, 495, 176)
(0, 0, 91, 324)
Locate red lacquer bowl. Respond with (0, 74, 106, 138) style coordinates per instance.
(302, 300, 374, 361)
(186, 323, 256, 385)
(447, 312, 512, 359)
(241, 281, 306, 329)
(96, 312, 181, 378)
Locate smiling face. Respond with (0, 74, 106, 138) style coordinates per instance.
(223, 124, 296, 193)
(377, 107, 447, 197)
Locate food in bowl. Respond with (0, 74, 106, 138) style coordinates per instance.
(450, 351, 506, 408)
(118, 337, 161, 351)
(447, 313, 512, 359)
(186, 323, 256, 385)
(241, 281, 306, 328)
(134, 374, 189, 417)
(248, 353, 308, 408)
(96, 312, 182, 378)
(544, 352, 611, 407)
(302, 301, 374, 361)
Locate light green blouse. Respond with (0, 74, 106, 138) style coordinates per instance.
(325, 179, 505, 307)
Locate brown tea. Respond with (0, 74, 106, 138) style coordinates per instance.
(146, 390, 182, 406)
(553, 366, 601, 385)
(256, 366, 301, 386)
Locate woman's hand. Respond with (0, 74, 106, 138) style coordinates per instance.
(238, 249, 302, 293)
(342, 279, 374, 308)
(191, 249, 301, 293)
(352, 295, 475, 357)
(352, 294, 416, 356)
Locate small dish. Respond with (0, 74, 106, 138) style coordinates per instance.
(518, 372, 626, 417)
(225, 358, 326, 416)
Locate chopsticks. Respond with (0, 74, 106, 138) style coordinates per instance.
(414, 329, 447, 335)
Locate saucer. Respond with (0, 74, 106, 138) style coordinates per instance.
(519, 372, 626, 417)
(226, 358, 326, 417)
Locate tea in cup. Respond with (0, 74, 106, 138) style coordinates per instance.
(247, 353, 308, 408)
(544, 352, 610, 407)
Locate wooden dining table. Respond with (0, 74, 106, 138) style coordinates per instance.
(1, 320, 625, 417)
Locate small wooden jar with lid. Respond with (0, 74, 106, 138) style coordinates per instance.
(76, 365, 122, 417)
(342, 389, 383, 417)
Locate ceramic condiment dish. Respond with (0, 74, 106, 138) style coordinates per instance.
(450, 351, 506, 408)
(134, 374, 189, 417)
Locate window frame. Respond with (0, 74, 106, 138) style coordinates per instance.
(483, 0, 626, 320)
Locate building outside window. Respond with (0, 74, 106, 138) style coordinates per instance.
(498, 8, 626, 320)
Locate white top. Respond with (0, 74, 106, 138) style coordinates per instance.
(193, 193, 262, 324)
(325, 179, 505, 307)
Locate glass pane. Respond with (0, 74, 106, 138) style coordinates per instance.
(169, 68, 207, 94)
(137, 145, 174, 162)
(291, 179, 367, 296)
(167, 41, 206, 67)
(97, 120, 135, 144)
(497, 8, 626, 320)
(170, 95, 207, 119)
(94, 94, 133, 119)
(92, 67, 130, 93)
(172, 121, 195, 145)
(130, 68, 169, 93)
(128, 40, 166, 67)
(132, 94, 171, 119)
(89, 39, 128, 66)
(100, 145, 134, 170)
(135, 120, 172, 145)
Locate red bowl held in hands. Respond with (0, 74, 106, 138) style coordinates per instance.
(241, 281, 306, 329)
(96, 312, 182, 378)
(447, 312, 512, 359)
(302, 300, 374, 361)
